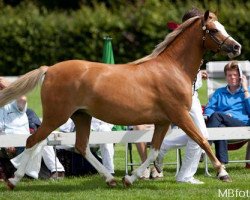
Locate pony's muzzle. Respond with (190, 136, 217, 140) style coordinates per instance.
(225, 41, 241, 58)
(232, 43, 241, 56)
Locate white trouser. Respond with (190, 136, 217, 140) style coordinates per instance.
(159, 92, 208, 182)
(99, 143, 114, 174)
(91, 118, 115, 174)
(11, 145, 65, 179)
(60, 118, 115, 174)
(42, 146, 65, 172)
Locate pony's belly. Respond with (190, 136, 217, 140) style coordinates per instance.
(88, 108, 169, 126)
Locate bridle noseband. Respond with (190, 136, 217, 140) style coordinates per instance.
(201, 20, 231, 53)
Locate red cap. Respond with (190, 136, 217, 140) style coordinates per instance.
(167, 21, 179, 31)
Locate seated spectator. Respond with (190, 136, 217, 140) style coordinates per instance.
(59, 117, 115, 174)
(0, 77, 30, 180)
(204, 60, 250, 168)
(0, 77, 65, 180)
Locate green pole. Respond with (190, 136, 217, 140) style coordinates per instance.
(102, 36, 115, 64)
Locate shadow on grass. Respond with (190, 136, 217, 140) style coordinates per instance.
(0, 172, 178, 193)
(1, 166, 247, 192)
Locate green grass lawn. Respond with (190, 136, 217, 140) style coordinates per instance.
(0, 144, 249, 200)
(1, 80, 248, 199)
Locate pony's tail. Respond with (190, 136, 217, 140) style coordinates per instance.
(0, 66, 48, 107)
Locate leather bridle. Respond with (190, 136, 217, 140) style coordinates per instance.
(201, 19, 231, 53)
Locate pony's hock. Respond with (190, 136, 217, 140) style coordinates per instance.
(0, 10, 241, 189)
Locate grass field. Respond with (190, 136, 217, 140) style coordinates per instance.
(0, 144, 249, 200)
(0, 81, 249, 199)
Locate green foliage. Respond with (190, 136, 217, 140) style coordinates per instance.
(198, 80, 208, 105)
(27, 86, 42, 116)
(0, 0, 250, 75)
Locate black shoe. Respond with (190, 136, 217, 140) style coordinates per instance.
(50, 171, 65, 180)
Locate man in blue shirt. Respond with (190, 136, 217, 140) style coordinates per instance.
(205, 60, 250, 168)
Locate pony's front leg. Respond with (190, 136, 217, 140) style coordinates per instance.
(123, 123, 170, 187)
(123, 148, 159, 186)
(84, 146, 116, 187)
(177, 112, 231, 182)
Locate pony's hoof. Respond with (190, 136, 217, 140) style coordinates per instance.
(122, 176, 132, 188)
(106, 179, 117, 188)
(154, 161, 162, 173)
(5, 179, 15, 190)
(217, 174, 232, 182)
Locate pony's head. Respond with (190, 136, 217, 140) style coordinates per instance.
(201, 10, 241, 58)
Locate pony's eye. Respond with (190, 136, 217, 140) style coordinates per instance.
(210, 29, 219, 34)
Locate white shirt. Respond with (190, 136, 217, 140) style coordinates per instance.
(0, 101, 29, 134)
(59, 117, 114, 132)
(194, 71, 203, 92)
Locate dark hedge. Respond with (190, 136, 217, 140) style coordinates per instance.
(0, 0, 249, 75)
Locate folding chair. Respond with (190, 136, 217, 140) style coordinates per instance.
(204, 60, 250, 175)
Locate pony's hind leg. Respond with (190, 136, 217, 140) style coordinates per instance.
(7, 115, 70, 190)
(7, 140, 46, 190)
(71, 112, 116, 187)
(123, 123, 170, 187)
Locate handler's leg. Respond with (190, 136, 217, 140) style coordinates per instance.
(176, 138, 203, 183)
(176, 94, 208, 183)
(155, 132, 188, 172)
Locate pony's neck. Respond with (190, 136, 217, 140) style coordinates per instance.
(160, 20, 205, 82)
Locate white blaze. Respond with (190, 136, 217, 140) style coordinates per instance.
(214, 21, 241, 57)
(214, 21, 229, 37)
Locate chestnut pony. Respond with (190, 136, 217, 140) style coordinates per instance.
(0, 11, 241, 189)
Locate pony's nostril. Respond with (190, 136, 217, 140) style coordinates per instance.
(233, 44, 240, 51)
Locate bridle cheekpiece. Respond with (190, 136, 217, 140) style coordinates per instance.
(201, 19, 231, 53)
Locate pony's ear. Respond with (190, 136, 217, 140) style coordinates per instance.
(214, 9, 219, 16)
(204, 10, 210, 21)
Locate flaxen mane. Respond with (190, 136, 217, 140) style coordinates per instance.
(131, 16, 200, 64)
